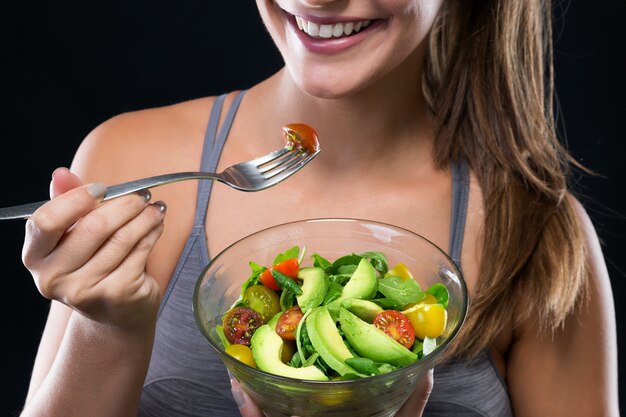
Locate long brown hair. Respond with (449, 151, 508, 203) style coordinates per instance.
(423, 0, 588, 357)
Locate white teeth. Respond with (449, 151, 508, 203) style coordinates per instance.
(307, 21, 319, 37)
(332, 23, 343, 37)
(295, 16, 373, 39)
(319, 24, 333, 38)
(343, 22, 353, 36)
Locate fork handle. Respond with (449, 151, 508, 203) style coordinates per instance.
(0, 172, 220, 220)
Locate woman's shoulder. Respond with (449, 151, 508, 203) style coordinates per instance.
(70, 96, 219, 183)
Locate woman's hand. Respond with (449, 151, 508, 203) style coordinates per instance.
(229, 369, 433, 417)
(22, 167, 166, 331)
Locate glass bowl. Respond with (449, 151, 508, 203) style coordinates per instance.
(193, 218, 468, 417)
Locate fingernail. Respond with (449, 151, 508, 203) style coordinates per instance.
(138, 190, 152, 202)
(152, 200, 167, 213)
(51, 167, 69, 179)
(231, 387, 245, 408)
(86, 182, 106, 199)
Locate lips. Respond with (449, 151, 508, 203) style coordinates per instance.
(295, 16, 372, 39)
(283, 10, 380, 54)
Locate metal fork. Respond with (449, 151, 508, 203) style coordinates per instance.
(0, 145, 320, 220)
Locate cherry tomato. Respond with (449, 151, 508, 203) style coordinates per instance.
(225, 344, 257, 368)
(243, 285, 281, 323)
(222, 307, 263, 346)
(373, 310, 416, 349)
(402, 303, 447, 340)
(275, 305, 304, 341)
(282, 123, 320, 154)
(259, 258, 300, 291)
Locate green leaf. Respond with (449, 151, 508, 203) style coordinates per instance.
(359, 251, 388, 276)
(312, 253, 332, 273)
(273, 246, 300, 265)
(336, 264, 357, 275)
(216, 325, 230, 349)
(427, 283, 449, 308)
(345, 357, 380, 376)
(371, 297, 405, 310)
(280, 288, 297, 311)
(378, 276, 426, 307)
(322, 282, 343, 305)
(330, 254, 362, 274)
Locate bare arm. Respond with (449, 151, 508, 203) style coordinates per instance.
(20, 120, 166, 416)
(507, 198, 619, 416)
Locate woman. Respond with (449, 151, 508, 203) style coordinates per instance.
(20, 0, 618, 416)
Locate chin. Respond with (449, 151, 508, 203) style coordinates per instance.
(288, 67, 370, 100)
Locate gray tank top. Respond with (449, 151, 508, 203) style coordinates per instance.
(138, 91, 513, 417)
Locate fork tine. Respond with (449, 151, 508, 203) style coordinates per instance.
(259, 149, 302, 174)
(250, 146, 291, 166)
(263, 152, 319, 183)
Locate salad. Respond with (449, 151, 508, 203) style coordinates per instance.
(216, 246, 449, 380)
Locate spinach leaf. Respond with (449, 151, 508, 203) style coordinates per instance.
(273, 246, 300, 265)
(336, 264, 357, 275)
(312, 253, 332, 273)
(359, 251, 388, 276)
(322, 282, 343, 305)
(427, 283, 449, 308)
(330, 254, 362, 274)
(328, 274, 352, 286)
(378, 276, 426, 307)
(345, 357, 380, 376)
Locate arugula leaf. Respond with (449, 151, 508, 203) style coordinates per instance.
(427, 283, 449, 308)
(378, 276, 426, 307)
(371, 297, 405, 310)
(273, 246, 300, 265)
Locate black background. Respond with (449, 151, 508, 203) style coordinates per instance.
(1, 2, 624, 415)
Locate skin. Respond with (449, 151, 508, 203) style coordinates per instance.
(20, 0, 618, 416)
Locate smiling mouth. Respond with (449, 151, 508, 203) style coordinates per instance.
(294, 15, 373, 39)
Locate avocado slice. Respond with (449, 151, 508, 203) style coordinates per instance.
(339, 307, 418, 367)
(342, 257, 379, 299)
(296, 267, 328, 312)
(250, 325, 328, 381)
(328, 258, 379, 316)
(306, 306, 357, 376)
(341, 298, 383, 322)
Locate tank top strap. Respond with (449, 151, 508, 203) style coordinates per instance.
(449, 160, 470, 268)
(192, 90, 247, 228)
